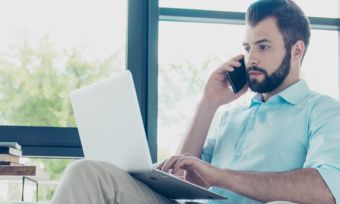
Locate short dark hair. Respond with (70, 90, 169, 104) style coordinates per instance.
(246, 0, 310, 55)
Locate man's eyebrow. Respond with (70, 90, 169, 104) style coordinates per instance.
(242, 42, 249, 47)
(255, 39, 272, 44)
(242, 39, 272, 46)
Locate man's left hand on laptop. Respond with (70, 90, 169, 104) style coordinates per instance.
(158, 153, 221, 188)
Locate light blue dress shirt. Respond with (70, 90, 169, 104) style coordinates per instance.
(201, 80, 340, 204)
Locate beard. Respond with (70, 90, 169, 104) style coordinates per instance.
(247, 51, 291, 93)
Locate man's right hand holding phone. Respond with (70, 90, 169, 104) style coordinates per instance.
(201, 54, 248, 109)
(176, 54, 249, 158)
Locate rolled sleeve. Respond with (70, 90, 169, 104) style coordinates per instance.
(201, 137, 216, 163)
(304, 96, 340, 203)
(200, 109, 229, 163)
(317, 165, 340, 203)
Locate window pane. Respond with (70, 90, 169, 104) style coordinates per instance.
(158, 22, 254, 160)
(0, 0, 127, 127)
(158, 21, 339, 160)
(160, 0, 338, 18)
(302, 30, 339, 99)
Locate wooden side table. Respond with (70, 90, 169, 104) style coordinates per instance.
(0, 166, 38, 202)
(0, 166, 36, 176)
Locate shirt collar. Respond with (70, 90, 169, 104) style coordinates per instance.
(250, 94, 264, 107)
(250, 80, 311, 107)
(278, 80, 311, 105)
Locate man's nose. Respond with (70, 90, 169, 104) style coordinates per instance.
(245, 51, 259, 68)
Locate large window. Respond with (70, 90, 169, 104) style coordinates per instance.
(157, 2, 340, 160)
(0, 0, 127, 202)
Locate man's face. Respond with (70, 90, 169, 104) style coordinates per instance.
(243, 17, 291, 93)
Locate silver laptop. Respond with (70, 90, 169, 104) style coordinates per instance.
(70, 70, 227, 200)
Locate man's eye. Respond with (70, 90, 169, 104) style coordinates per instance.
(260, 45, 270, 50)
(244, 47, 250, 53)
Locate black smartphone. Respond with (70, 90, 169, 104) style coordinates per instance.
(226, 58, 247, 94)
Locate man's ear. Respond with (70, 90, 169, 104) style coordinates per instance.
(291, 40, 305, 61)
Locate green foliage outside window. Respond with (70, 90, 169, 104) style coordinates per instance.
(0, 35, 122, 126)
(0, 35, 123, 202)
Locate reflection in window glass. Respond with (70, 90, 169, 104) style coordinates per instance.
(160, 0, 338, 18)
(158, 21, 338, 161)
(0, 0, 127, 127)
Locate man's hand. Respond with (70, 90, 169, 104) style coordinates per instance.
(202, 54, 248, 108)
(157, 154, 222, 188)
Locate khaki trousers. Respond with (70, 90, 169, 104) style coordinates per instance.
(50, 159, 297, 204)
(51, 160, 177, 204)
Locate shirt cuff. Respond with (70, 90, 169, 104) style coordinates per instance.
(200, 151, 213, 163)
(316, 165, 340, 203)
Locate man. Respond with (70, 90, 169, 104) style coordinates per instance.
(51, 0, 339, 203)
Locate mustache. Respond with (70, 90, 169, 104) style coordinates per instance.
(247, 66, 267, 75)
